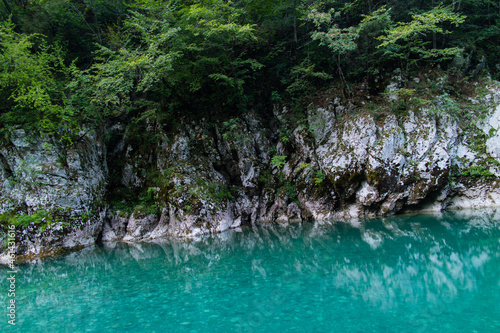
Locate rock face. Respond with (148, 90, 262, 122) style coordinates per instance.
(0, 129, 107, 261)
(0, 129, 107, 215)
(2, 82, 500, 261)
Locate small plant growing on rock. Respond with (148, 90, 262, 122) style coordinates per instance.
(222, 118, 250, 143)
(271, 155, 287, 168)
(314, 169, 325, 185)
(284, 182, 298, 203)
(460, 165, 496, 180)
(259, 169, 273, 183)
(298, 163, 310, 170)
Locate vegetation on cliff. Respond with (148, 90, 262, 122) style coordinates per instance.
(1, 1, 500, 234)
(0, 0, 499, 143)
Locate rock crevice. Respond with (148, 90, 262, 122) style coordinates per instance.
(2, 84, 500, 260)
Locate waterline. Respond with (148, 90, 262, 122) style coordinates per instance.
(1, 210, 500, 332)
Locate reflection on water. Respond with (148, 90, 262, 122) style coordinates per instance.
(1, 210, 500, 332)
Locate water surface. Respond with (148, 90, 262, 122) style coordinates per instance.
(2, 210, 500, 332)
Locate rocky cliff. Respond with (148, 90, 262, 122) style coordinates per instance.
(0, 129, 107, 260)
(2, 78, 500, 261)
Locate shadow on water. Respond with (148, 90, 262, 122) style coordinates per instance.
(1, 209, 500, 332)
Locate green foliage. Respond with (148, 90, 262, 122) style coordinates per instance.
(259, 169, 273, 184)
(0, 0, 498, 144)
(296, 163, 324, 186)
(222, 118, 249, 143)
(133, 205, 160, 216)
(0, 209, 70, 231)
(0, 211, 44, 227)
(313, 169, 325, 185)
(283, 181, 298, 203)
(271, 91, 282, 103)
(429, 92, 461, 117)
(354, 5, 393, 75)
(141, 187, 160, 204)
(460, 165, 496, 179)
(308, 8, 358, 55)
(0, 19, 76, 142)
(358, 6, 392, 37)
(207, 182, 235, 202)
(271, 155, 287, 168)
(298, 163, 310, 170)
(13, 0, 113, 68)
(81, 211, 94, 222)
(286, 58, 332, 98)
(377, 5, 466, 72)
(395, 88, 415, 102)
(307, 6, 358, 90)
(384, 88, 416, 111)
(80, 0, 262, 121)
(80, 11, 181, 118)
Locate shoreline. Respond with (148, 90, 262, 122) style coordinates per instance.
(2, 204, 499, 265)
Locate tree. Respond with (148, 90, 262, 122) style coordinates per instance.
(0, 19, 75, 142)
(377, 5, 466, 77)
(83, 0, 262, 121)
(354, 6, 393, 79)
(307, 7, 359, 94)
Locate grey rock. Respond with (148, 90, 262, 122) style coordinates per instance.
(3, 81, 500, 262)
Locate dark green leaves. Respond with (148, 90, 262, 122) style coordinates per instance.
(0, 19, 75, 142)
(377, 5, 466, 62)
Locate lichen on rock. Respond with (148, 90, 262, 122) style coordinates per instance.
(2, 80, 500, 262)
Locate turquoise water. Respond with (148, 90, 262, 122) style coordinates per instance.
(2, 210, 500, 332)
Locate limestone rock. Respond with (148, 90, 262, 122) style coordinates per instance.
(3, 81, 500, 261)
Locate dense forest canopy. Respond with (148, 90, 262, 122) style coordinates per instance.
(0, 0, 499, 143)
